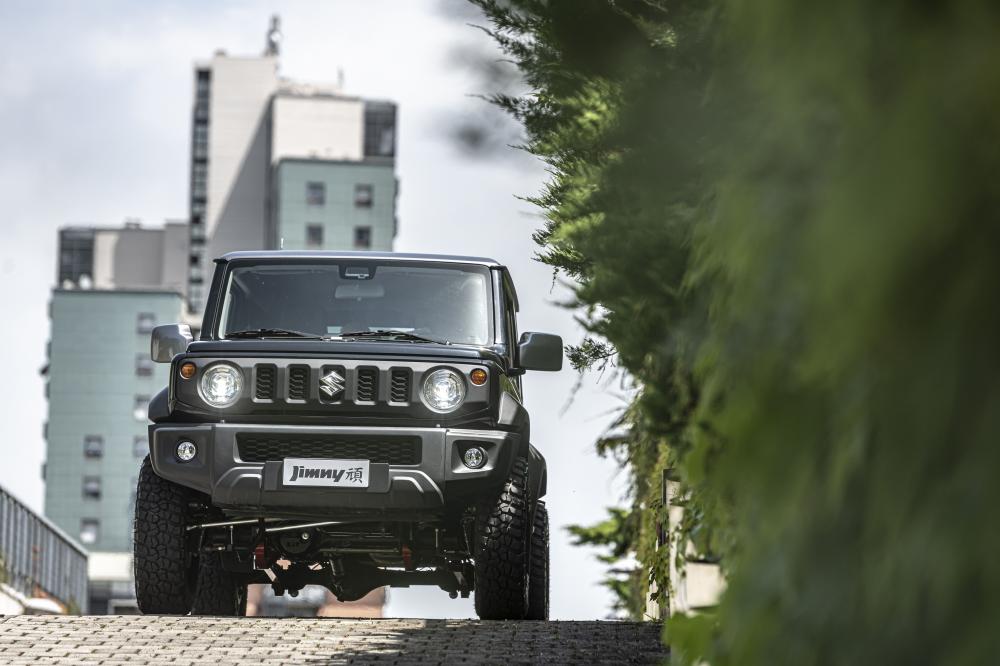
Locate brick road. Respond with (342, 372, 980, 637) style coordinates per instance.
(0, 615, 668, 665)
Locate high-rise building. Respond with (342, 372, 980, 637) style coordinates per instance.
(45, 223, 188, 614)
(186, 20, 398, 312)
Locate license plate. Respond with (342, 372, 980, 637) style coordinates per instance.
(282, 458, 370, 488)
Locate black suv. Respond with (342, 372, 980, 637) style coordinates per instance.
(133, 252, 562, 620)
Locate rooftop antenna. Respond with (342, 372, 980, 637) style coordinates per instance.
(265, 15, 282, 57)
(337, 67, 345, 90)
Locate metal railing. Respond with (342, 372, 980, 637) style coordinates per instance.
(0, 485, 88, 613)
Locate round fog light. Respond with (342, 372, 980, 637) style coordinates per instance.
(176, 441, 197, 462)
(462, 446, 487, 469)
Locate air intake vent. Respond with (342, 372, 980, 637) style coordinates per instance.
(237, 434, 421, 465)
(287, 365, 309, 400)
(390, 369, 411, 403)
(356, 368, 378, 402)
(255, 365, 276, 400)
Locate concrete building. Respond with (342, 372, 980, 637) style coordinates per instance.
(186, 19, 398, 312)
(44, 223, 187, 614)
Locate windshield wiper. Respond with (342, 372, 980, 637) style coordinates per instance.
(225, 328, 323, 340)
(338, 330, 450, 345)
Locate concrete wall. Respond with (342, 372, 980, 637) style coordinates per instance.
(205, 55, 278, 259)
(271, 159, 396, 252)
(160, 222, 190, 295)
(271, 95, 364, 163)
(44, 290, 184, 553)
(89, 225, 188, 295)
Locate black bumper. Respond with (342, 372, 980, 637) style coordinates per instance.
(148, 423, 521, 519)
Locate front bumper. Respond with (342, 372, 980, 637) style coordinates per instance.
(149, 423, 520, 519)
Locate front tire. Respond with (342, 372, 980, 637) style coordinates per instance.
(191, 560, 248, 616)
(526, 501, 549, 620)
(474, 457, 530, 620)
(133, 456, 198, 615)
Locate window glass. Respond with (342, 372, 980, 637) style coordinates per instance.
(306, 182, 326, 206)
(133, 396, 150, 421)
(354, 184, 373, 208)
(137, 312, 156, 334)
(306, 224, 324, 249)
(353, 226, 372, 250)
(84, 435, 104, 459)
(80, 519, 99, 545)
(135, 354, 154, 377)
(83, 476, 101, 500)
(219, 262, 493, 346)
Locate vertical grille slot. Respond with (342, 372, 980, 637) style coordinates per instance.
(356, 367, 378, 403)
(390, 369, 411, 403)
(255, 365, 276, 400)
(287, 365, 309, 400)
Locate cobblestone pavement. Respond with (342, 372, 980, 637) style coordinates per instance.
(0, 615, 668, 665)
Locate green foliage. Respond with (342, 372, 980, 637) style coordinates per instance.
(475, 0, 1000, 662)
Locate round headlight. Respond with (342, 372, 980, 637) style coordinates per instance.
(198, 363, 243, 408)
(421, 368, 466, 413)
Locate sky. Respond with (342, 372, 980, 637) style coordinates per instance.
(0, 0, 629, 620)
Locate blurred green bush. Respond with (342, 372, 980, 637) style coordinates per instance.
(474, 0, 1000, 662)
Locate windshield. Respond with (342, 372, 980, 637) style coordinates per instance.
(216, 261, 494, 346)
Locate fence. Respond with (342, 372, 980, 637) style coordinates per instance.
(0, 485, 88, 613)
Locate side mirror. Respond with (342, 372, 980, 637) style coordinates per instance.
(151, 324, 193, 363)
(516, 332, 564, 372)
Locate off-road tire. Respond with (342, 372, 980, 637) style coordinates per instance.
(526, 501, 550, 620)
(474, 457, 530, 620)
(191, 561, 248, 616)
(133, 456, 198, 615)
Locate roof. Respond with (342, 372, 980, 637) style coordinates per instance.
(218, 250, 504, 268)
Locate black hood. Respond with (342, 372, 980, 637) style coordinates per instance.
(186, 339, 507, 365)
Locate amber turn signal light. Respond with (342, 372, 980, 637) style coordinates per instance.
(179, 362, 197, 380)
(470, 368, 488, 386)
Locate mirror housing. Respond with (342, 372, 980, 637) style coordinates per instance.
(516, 332, 564, 372)
(151, 324, 193, 363)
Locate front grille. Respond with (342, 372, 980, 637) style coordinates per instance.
(237, 434, 421, 465)
(255, 365, 276, 400)
(390, 369, 411, 403)
(356, 368, 378, 402)
(288, 365, 309, 400)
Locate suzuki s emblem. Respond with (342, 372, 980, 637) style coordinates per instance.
(319, 369, 345, 399)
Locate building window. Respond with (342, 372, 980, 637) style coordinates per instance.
(354, 226, 372, 250)
(58, 228, 95, 286)
(193, 123, 209, 160)
(364, 102, 397, 158)
(137, 312, 156, 334)
(354, 184, 373, 208)
(134, 395, 150, 421)
(306, 182, 326, 206)
(84, 435, 104, 459)
(192, 162, 208, 199)
(135, 354, 154, 377)
(80, 519, 100, 545)
(306, 224, 324, 249)
(133, 436, 149, 458)
(83, 476, 102, 500)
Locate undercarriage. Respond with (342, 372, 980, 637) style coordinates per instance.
(190, 514, 477, 602)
